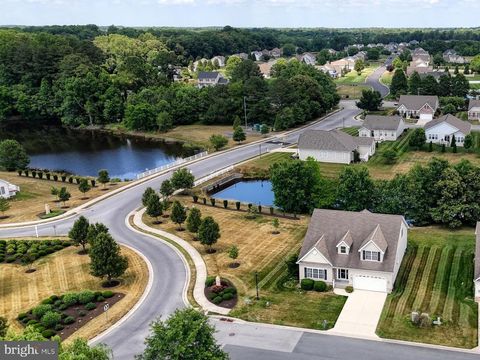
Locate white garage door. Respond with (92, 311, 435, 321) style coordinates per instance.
(419, 113, 432, 121)
(353, 275, 387, 292)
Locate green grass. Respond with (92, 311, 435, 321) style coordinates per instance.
(368, 129, 414, 165)
(38, 210, 65, 219)
(334, 66, 377, 85)
(341, 127, 359, 136)
(377, 227, 477, 349)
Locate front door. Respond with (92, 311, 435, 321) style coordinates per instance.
(337, 268, 349, 280)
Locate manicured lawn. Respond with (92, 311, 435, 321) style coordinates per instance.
(0, 171, 126, 224)
(381, 71, 393, 86)
(0, 241, 148, 342)
(334, 66, 377, 85)
(377, 227, 478, 349)
(341, 127, 359, 136)
(336, 84, 371, 99)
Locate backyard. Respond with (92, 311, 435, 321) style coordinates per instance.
(143, 197, 347, 330)
(0, 239, 148, 342)
(377, 227, 477, 349)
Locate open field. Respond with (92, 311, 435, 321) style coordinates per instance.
(143, 199, 347, 329)
(106, 123, 265, 150)
(377, 227, 477, 349)
(381, 70, 393, 86)
(334, 66, 377, 85)
(0, 171, 126, 224)
(336, 84, 371, 99)
(0, 241, 148, 342)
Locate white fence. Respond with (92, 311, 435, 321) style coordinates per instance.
(136, 151, 208, 180)
(194, 165, 234, 187)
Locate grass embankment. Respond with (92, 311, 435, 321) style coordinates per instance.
(0, 171, 125, 224)
(334, 66, 378, 85)
(0, 241, 148, 342)
(336, 85, 371, 99)
(143, 197, 346, 330)
(377, 227, 477, 349)
(380, 71, 393, 86)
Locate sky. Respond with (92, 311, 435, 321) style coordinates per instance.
(1, 0, 479, 28)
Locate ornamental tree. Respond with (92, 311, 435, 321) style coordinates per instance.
(97, 169, 110, 188)
(198, 216, 220, 253)
(186, 207, 202, 233)
(68, 216, 90, 253)
(89, 231, 128, 285)
(171, 168, 195, 190)
(171, 201, 187, 230)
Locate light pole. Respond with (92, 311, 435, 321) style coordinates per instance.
(259, 143, 262, 157)
(255, 272, 259, 300)
(243, 96, 248, 129)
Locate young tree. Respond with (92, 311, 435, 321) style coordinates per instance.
(451, 134, 457, 153)
(87, 222, 110, 246)
(171, 168, 195, 190)
(228, 245, 239, 267)
(137, 308, 228, 360)
(50, 186, 59, 201)
(78, 179, 91, 199)
(390, 68, 408, 97)
(186, 207, 202, 233)
(336, 167, 375, 211)
(89, 231, 128, 286)
(464, 134, 473, 149)
(159, 180, 174, 200)
(408, 129, 426, 150)
(356, 89, 383, 111)
(233, 126, 246, 143)
(209, 134, 228, 151)
(232, 116, 242, 129)
(354, 59, 365, 75)
(198, 216, 220, 253)
(0, 197, 10, 218)
(97, 169, 110, 188)
(58, 187, 71, 207)
(146, 193, 163, 223)
(382, 149, 398, 164)
(171, 200, 187, 230)
(142, 187, 156, 207)
(0, 139, 30, 171)
(271, 218, 280, 234)
(68, 216, 90, 254)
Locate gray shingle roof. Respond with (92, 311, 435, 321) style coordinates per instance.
(298, 130, 373, 152)
(398, 95, 438, 111)
(476, 222, 480, 281)
(362, 115, 403, 131)
(198, 71, 220, 80)
(425, 114, 471, 135)
(469, 99, 480, 111)
(299, 209, 406, 272)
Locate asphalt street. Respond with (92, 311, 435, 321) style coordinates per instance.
(365, 65, 390, 97)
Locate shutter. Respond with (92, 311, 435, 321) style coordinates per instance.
(324, 269, 327, 281)
(304, 267, 307, 278)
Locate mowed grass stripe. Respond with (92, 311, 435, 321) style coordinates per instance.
(403, 246, 430, 312)
(412, 247, 439, 311)
(442, 247, 463, 321)
(396, 246, 426, 314)
(431, 246, 454, 315)
(419, 247, 442, 311)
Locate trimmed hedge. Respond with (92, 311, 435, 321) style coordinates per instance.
(205, 276, 216, 287)
(300, 279, 314, 291)
(345, 286, 354, 293)
(41, 329, 56, 338)
(313, 281, 327, 292)
(102, 290, 114, 298)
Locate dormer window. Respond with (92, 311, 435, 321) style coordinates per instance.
(340, 246, 347, 254)
(362, 250, 381, 261)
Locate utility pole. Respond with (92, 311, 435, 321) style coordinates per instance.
(243, 96, 247, 129)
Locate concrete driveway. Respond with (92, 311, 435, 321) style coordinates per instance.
(332, 290, 387, 338)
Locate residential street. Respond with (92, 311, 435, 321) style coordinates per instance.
(365, 65, 390, 97)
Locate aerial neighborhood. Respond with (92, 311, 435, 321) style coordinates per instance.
(1, 12, 480, 360)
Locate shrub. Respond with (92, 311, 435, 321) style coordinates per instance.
(75, 178, 81, 184)
(6, 256, 16, 263)
(68, 177, 73, 184)
(222, 293, 233, 301)
(54, 324, 64, 331)
(235, 201, 241, 210)
(34, 325, 45, 333)
(202, 197, 207, 205)
(49, 295, 59, 301)
(41, 329, 56, 338)
(258, 205, 262, 213)
(32, 171, 36, 178)
(38, 172, 43, 179)
(41, 311, 61, 328)
(21, 318, 30, 324)
(90, 179, 96, 187)
(27, 320, 38, 326)
(212, 296, 223, 304)
(46, 173, 51, 180)
(96, 296, 105, 302)
(78, 310, 87, 317)
(17, 170, 22, 176)
(223, 287, 237, 295)
(24, 170, 29, 177)
(63, 316, 75, 325)
(41, 298, 54, 305)
(210, 198, 216, 206)
(61, 175, 66, 182)
(84, 302, 96, 311)
(193, 195, 198, 203)
(345, 286, 354, 293)
(54, 300, 62, 307)
(53, 175, 58, 181)
(78, 290, 95, 304)
(17, 312, 28, 321)
(58, 304, 68, 311)
(313, 281, 327, 292)
(300, 279, 314, 291)
(223, 200, 228, 208)
(32, 304, 53, 320)
(102, 290, 114, 298)
(62, 293, 79, 307)
(205, 276, 216, 287)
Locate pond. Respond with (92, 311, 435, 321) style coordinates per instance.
(0, 125, 187, 179)
(211, 180, 274, 206)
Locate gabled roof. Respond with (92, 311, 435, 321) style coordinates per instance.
(398, 95, 438, 111)
(298, 209, 406, 272)
(475, 222, 480, 281)
(469, 99, 480, 111)
(338, 230, 353, 248)
(362, 115, 403, 131)
(198, 71, 220, 80)
(298, 130, 373, 152)
(425, 114, 471, 135)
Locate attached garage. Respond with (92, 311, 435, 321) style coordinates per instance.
(352, 275, 387, 292)
(419, 113, 433, 121)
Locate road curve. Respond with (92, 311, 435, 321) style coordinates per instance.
(365, 66, 390, 98)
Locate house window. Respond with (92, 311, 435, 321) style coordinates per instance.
(304, 267, 327, 280)
(362, 250, 381, 261)
(340, 246, 347, 254)
(0, 187, 4, 195)
(337, 269, 349, 280)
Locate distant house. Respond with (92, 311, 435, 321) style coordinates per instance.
(406, 65, 434, 77)
(251, 51, 263, 61)
(353, 51, 367, 61)
(197, 72, 228, 88)
(297, 53, 316, 66)
(328, 58, 355, 73)
(270, 48, 282, 58)
(258, 60, 278, 78)
(297, 209, 408, 293)
(319, 65, 339, 79)
(0, 179, 19, 199)
(412, 48, 431, 65)
(468, 99, 480, 121)
(424, 114, 471, 146)
(475, 223, 480, 301)
(397, 95, 439, 121)
(234, 53, 249, 60)
(298, 129, 375, 164)
(359, 115, 406, 142)
(443, 49, 465, 64)
(211, 56, 226, 67)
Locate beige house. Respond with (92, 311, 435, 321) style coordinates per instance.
(359, 115, 406, 142)
(397, 95, 439, 121)
(468, 99, 480, 121)
(297, 209, 408, 293)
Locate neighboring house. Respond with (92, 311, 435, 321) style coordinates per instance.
(297, 53, 316, 66)
(443, 49, 465, 64)
(251, 51, 263, 61)
(258, 60, 278, 78)
(359, 115, 406, 142)
(270, 48, 282, 58)
(233, 53, 249, 60)
(0, 179, 20, 199)
(424, 114, 471, 146)
(385, 42, 398, 52)
(328, 58, 355, 72)
(319, 64, 339, 78)
(297, 209, 408, 293)
(354, 51, 367, 61)
(298, 129, 375, 164)
(406, 65, 434, 76)
(193, 58, 208, 72)
(197, 72, 228, 88)
(475, 222, 480, 301)
(211, 56, 226, 67)
(397, 95, 439, 121)
(468, 99, 480, 121)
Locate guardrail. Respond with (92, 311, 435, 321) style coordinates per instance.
(194, 165, 234, 187)
(136, 151, 208, 180)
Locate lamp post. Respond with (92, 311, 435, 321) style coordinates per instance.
(255, 272, 259, 300)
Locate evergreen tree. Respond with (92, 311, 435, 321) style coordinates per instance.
(390, 69, 408, 97)
(451, 134, 457, 153)
(146, 193, 163, 222)
(0, 197, 10, 218)
(408, 71, 422, 95)
(233, 126, 246, 143)
(160, 180, 174, 200)
(142, 187, 156, 207)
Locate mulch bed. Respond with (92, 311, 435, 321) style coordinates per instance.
(204, 279, 237, 309)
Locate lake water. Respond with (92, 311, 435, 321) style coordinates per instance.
(211, 180, 274, 206)
(0, 126, 186, 179)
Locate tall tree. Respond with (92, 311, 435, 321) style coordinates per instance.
(336, 167, 375, 211)
(408, 129, 426, 150)
(171, 201, 187, 230)
(186, 207, 202, 233)
(390, 69, 408, 97)
(198, 216, 220, 253)
(0, 140, 29, 171)
(89, 231, 128, 285)
(356, 89, 382, 111)
(68, 216, 90, 254)
(171, 168, 195, 190)
(408, 71, 422, 95)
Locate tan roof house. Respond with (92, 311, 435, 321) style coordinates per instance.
(297, 209, 408, 293)
(468, 99, 480, 121)
(424, 114, 471, 147)
(397, 95, 439, 121)
(359, 115, 406, 142)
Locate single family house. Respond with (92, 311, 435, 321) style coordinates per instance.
(424, 114, 471, 146)
(397, 95, 439, 121)
(298, 129, 375, 164)
(0, 179, 20, 199)
(297, 53, 316, 66)
(475, 222, 480, 301)
(197, 72, 228, 88)
(359, 115, 406, 142)
(443, 49, 465, 64)
(297, 209, 408, 293)
(468, 99, 480, 121)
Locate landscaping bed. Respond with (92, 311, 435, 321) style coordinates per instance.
(204, 276, 238, 308)
(0, 239, 72, 264)
(17, 290, 124, 340)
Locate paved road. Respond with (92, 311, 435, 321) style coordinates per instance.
(366, 66, 390, 98)
(0, 101, 361, 358)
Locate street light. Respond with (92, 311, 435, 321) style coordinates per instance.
(255, 272, 259, 300)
